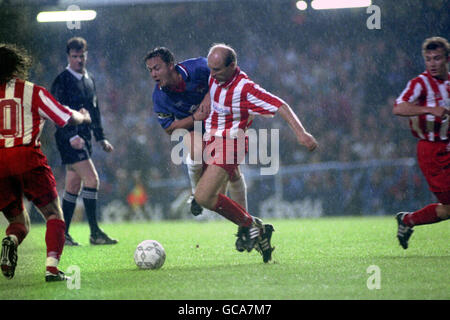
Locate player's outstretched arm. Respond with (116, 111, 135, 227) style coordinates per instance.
(393, 102, 449, 118)
(277, 104, 318, 151)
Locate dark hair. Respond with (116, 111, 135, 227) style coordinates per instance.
(66, 37, 87, 54)
(0, 43, 32, 84)
(422, 36, 449, 57)
(144, 47, 175, 65)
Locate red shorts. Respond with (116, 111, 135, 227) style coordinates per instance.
(0, 162, 58, 219)
(0, 146, 50, 178)
(203, 136, 248, 180)
(417, 140, 450, 204)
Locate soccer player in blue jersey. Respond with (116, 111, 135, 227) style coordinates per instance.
(144, 47, 248, 221)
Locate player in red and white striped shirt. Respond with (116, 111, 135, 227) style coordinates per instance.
(0, 43, 91, 281)
(194, 44, 318, 263)
(393, 36, 450, 249)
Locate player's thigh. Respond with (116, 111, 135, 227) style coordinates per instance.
(1, 189, 27, 228)
(195, 165, 229, 206)
(0, 176, 22, 218)
(70, 159, 99, 188)
(65, 165, 82, 193)
(22, 165, 59, 209)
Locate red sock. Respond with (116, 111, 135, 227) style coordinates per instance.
(214, 194, 253, 227)
(45, 219, 66, 262)
(404, 204, 441, 227)
(6, 222, 28, 245)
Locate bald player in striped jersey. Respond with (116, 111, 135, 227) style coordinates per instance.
(394, 36, 450, 249)
(0, 43, 91, 281)
(144, 47, 249, 217)
(194, 43, 318, 263)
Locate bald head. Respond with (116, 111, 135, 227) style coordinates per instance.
(207, 43, 237, 83)
(208, 44, 237, 66)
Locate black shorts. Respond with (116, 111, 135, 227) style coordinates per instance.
(55, 132, 92, 165)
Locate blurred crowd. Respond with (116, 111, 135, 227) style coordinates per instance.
(21, 2, 439, 218)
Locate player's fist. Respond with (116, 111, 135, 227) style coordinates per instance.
(79, 108, 92, 124)
(70, 135, 85, 150)
(298, 132, 318, 152)
(193, 102, 210, 121)
(100, 139, 114, 153)
(431, 106, 450, 118)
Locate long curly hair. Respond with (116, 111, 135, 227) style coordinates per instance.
(0, 43, 32, 84)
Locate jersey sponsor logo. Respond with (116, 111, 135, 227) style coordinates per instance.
(157, 112, 173, 119)
(212, 102, 231, 115)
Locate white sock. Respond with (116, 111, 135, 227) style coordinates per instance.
(186, 153, 203, 194)
(228, 174, 248, 211)
(46, 257, 59, 268)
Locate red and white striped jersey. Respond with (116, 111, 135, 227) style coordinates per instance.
(395, 71, 450, 142)
(204, 67, 285, 139)
(0, 78, 72, 148)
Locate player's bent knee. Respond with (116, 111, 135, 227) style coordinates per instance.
(84, 176, 99, 189)
(38, 198, 64, 221)
(194, 193, 215, 210)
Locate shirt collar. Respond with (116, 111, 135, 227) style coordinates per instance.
(175, 63, 189, 81)
(66, 65, 88, 80)
(424, 70, 449, 84)
(217, 66, 240, 88)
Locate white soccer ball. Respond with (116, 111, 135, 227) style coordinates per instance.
(134, 240, 166, 270)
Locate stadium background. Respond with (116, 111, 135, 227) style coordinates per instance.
(0, 0, 448, 222)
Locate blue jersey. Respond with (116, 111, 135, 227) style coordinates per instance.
(152, 57, 210, 130)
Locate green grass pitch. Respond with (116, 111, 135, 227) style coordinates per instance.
(0, 216, 448, 300)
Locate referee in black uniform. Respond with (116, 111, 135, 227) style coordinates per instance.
(51, 37, 117, 246)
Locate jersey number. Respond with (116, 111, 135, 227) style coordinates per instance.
(0, 99, 21, 138)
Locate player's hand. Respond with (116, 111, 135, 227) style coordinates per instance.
(430, 106, 450, 118)
(298, 132, 318, 152)
(100, 139, 114, 152)
(70, 135, 85, 150)
(193, 101, 211, 121)
(79, 108, 92, 124)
